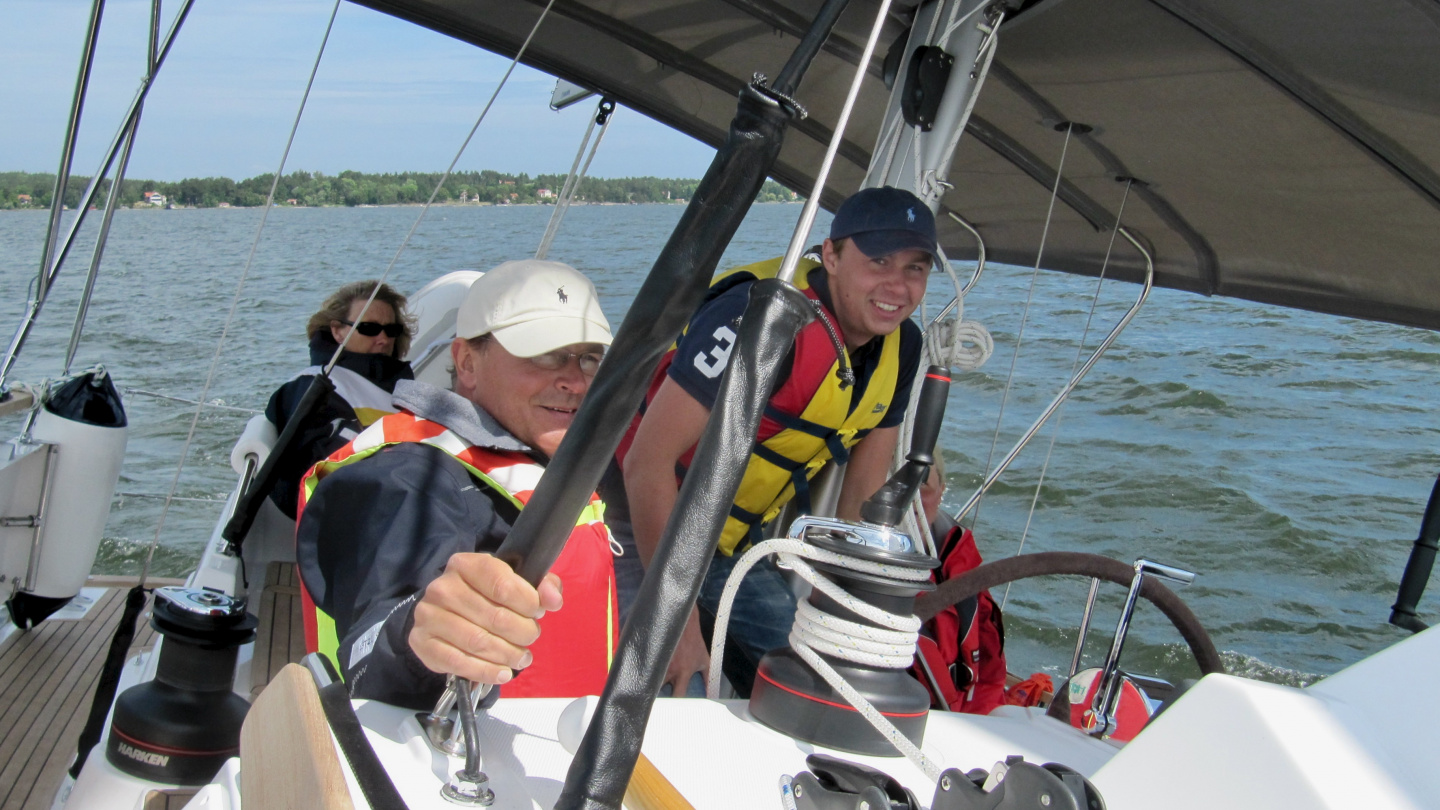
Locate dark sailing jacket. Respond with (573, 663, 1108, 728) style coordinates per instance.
(263, 331, 413, 518)
(294, 381, 617, 709)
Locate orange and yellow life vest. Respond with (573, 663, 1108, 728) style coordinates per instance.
(616, 257, 902, 555)
(297, 410, 618, 698)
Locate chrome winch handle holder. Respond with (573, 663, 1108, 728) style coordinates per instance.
(786, 514, 918, 555)
(1085, 559, 1195, 738)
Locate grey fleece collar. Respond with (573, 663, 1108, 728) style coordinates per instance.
(390, 380, 530, 453)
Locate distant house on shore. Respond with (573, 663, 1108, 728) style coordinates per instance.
(499, 180, 515, 186)
(16, 194, 31, 206)
(142, 191, 166, 206)
(537, 188, 554, 199)
(286, 198, 299, 205)
(217, 202, 231, 208)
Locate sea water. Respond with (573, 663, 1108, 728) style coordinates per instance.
(1, 203, 1435, 689)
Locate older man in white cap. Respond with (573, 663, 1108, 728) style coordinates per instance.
(295, 259, 617, 708)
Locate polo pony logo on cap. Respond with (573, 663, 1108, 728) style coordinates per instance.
(557, 286, 569, 304)
(907, 207, 916, 223)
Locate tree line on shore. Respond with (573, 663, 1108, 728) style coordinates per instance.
(0, 170, 799, 210)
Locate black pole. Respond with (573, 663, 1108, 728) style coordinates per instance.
(221, 374, 334, 549)
(1390, 474, 1440, 633)
(494, 81, 800, 583)
(773, 0, 853, 94)
(556, 280, 813, 810)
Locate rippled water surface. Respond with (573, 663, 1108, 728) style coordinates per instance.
(2, 204, 1435, 687)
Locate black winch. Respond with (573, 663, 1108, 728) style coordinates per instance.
(748, 366, 952, 755)
(748, 518, 938, 754)
(106, 587, 256, 785)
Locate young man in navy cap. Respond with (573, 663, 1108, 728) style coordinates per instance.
(609, 186, 934, 695)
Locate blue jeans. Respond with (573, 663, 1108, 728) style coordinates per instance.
(607, 517, 797, 697)
(608, 516, 707, 697)
(696, 548, 798, 696)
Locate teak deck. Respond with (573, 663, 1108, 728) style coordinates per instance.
(0, 565, 308, 810)
(250, 562, 308, 700)
(0, 582, 167, 810)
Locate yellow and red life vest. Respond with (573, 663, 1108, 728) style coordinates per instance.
(297, 410, 618, 698)
(616, 257, 902, 555)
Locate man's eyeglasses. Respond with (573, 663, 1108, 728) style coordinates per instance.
(529, 348, 604, 376)
(340, 319, 405, 339)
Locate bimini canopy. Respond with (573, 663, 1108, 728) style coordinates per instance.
(350, 0, 1440, 331)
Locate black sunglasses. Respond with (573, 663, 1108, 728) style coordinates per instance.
(340, 319, 404, 339)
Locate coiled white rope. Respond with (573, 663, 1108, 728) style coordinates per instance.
(707, 538, 942, 783)
(892, 246, 994, 555)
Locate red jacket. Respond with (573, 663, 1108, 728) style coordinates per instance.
(912, 519, 1008, 714)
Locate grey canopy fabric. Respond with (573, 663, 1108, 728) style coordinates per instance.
(350, 0, 1440, 330)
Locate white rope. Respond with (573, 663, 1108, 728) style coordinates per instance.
(141, 0, 342, 585)
(890, 246, 993, 557)
(707, 539, 941, 783)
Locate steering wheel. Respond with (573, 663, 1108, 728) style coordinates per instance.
(913, 551, 1225, 676)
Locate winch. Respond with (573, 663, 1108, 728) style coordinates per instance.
(746, 366, 951, 756)
(748, 515, 938, 754)
(106, 586, 256, 785)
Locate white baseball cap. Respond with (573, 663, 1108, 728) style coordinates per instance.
(456, 259, 613, 357)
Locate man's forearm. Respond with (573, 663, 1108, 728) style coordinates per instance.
(836, 426, 900, 521)
(626, 464, 680, 568)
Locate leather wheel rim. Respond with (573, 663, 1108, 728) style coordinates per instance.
(913, 551, 1225, 675)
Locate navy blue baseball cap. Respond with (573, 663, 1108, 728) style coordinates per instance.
(829, 186, 937, 259)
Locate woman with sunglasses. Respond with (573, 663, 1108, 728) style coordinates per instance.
(262, 280, 417, 518)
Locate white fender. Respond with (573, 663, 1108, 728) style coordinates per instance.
(403, 270, 483, 388)
(25, 405, 127, 599)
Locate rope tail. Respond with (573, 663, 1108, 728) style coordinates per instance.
(68, 585, 148, 779)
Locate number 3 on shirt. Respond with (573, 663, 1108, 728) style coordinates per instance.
(693, 325, 737, 379)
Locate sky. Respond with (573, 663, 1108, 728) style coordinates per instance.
(3, 0, 718, 181)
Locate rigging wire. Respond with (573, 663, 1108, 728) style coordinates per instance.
(63, 114, 141, 377)
(325, 0, 558, 374)
(1001, 179, 1135, 609)
(142, 0, 558, 581)
(776, 0, 899, 285)
(139, 0, 342, 585)
(122, 387, 259, 415)
(536, 97, 616, 260)
(969, 123, 1075, 538)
